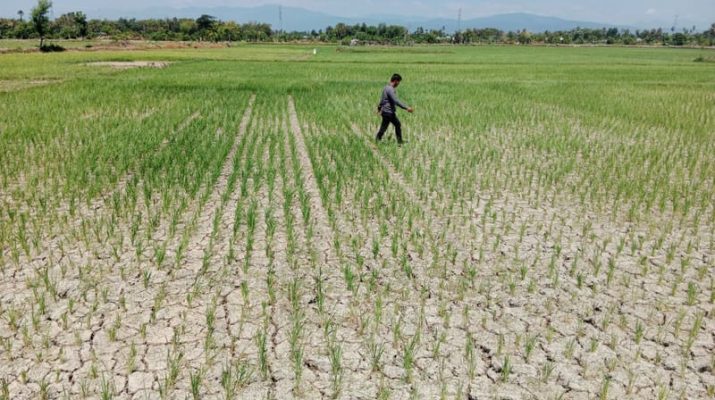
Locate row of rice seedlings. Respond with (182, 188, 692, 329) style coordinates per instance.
(283, 99, 320, 395)
(187, 98, 268, 392)
(220, 97, 296, 396)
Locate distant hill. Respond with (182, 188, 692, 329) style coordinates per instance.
(84, 5, 631, 33)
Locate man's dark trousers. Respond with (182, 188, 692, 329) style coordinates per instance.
(376, 113, 402, 144)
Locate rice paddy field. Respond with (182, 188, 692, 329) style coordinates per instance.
(0, 44, 714, 399)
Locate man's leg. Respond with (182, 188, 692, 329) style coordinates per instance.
(376, 114, 391, 141)
(391, 115, 403, 144)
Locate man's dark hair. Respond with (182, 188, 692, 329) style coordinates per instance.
(390, 73, 402, 82)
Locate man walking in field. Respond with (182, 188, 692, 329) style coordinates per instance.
(376, 73, 413, 145)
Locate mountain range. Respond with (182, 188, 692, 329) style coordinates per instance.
(81, 5, 634, 33)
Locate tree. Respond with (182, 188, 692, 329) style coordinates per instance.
(710, 23, 715, 37)
(334, 23, 349, 39)
(672, 32, 687, 46)
(31, 0, 52, 48)
(518, 29, 532, 44)
(17, 10, 24, 21)
(219, 21, 240, 41)
(55, 12, 87, 38)
(195, 14, 216, 40)
(74, 11, 87, 37)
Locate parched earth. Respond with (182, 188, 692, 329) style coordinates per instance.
(0, 96, 713, 399)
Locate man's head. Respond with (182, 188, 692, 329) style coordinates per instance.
(390, 73, 402, 87)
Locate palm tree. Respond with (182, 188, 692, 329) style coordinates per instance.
(17, 10, 24, 21)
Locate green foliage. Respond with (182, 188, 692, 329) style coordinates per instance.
(2, 10, 714, 45)
(195, 14, 216, 32)
(54, 11, 87, 39)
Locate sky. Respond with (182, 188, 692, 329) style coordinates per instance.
(3, 0, 714, 28)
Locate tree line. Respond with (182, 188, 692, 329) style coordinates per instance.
(321, 24, 715, 46)
(2, 0, 714, 48)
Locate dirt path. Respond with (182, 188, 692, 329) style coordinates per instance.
(86, 61, 171, 70)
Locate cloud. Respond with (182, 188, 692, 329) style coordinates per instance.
(646, 8, 656, 15)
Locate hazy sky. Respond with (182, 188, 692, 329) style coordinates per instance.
(3, 0, 714, 27)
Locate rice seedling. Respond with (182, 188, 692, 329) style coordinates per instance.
(126, 342, 137, 374)
(38, 378, 49, 400)
(687, 282, 698, 306)
(327, 333, 343, 398)
(685, 312, 704, 354)
(564, 338, 576, 359)
(403, 334, 419, 383)
(501, 355, 512, 383)
(189, 370, 203, 400)
(634, 321, 645, 345)
(99, 376, 115, 400)
(255, 328, 269, 380)
(524, 334, 538, 362)
(0, 379, 8, 400)
(220, 360, 253, 400)
(220, 363, 236, 400)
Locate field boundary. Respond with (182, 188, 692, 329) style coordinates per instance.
(287, 95, 337, 263)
